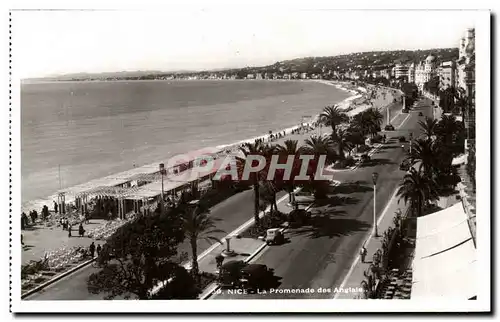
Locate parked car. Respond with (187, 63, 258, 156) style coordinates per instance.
(402, 108, 409, 113)
(265, 228, 285, 245)
(399, 136, 407, 143)
(384, 124, 395, 131)
(419, 112, 423, 116)
(361, 153, 371, 162)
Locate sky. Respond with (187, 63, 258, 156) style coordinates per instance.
(12, 9, 479, 79)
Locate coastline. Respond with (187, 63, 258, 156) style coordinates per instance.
(20, 80, 389, 213)
(21, 80, 354, 213)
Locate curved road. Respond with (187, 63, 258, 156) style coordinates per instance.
(211, 98, 433, 299)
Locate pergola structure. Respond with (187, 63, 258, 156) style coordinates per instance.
(75, 186, 143, 219)
(69, 156, 229, 218)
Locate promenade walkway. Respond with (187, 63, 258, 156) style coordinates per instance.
(333, 188, 409, 299)
(21, 219, 107, 265)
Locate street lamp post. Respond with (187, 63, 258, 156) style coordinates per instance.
(372, 172, 379, 237)
(159, 163, 165, 209)
(409, 133, 413, 154)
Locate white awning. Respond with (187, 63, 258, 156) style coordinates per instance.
(412, 203, 476, 299)
(416, 203, 467, 239)
(412, 258, 476, 299)
(452, 154, 468, 166)
(414, 220, 471, 260)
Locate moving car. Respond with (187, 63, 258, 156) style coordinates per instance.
(399, 159, 411, 171)
(239, 264, 275, 291)
(217, 260, 274, 291)
(218, 260, 247, 288)
(384, 124, 395, 131)
(265, 228, 285, 245)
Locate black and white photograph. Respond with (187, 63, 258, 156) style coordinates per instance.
(7, 3, 491, 314)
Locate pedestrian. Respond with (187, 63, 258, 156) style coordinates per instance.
(42, 205, 49, 221)
(21, 212, 28, 230)
(53, 201, 58, 214)
(78, 223, 85, 237)
(96, 244, 101, 256)
(89, 242, 96, 258)
(21, 234, 24, 246)
(215, 254, 224, 269)
(360, 245, 367, 263)
(68, 224, 72, 238)
(85, 211, 90, 224)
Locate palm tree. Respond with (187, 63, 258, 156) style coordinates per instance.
(351, 113, 369, 138)
(302, 135, 337, 165)
(180, 202, 225, 276)
(351, 108, 382, 139)
(365, 108, 383, 137)
(406, 138, 437, 179)
(301, 135, 336, 200)
(277, 140, 301, 203)
(436, 114, 461, 145)
(319, 105, 349, 134)
(418, 117, 438, 140)
(396, 168, 439, 217)
(259, 180, 279, 213)
(239, 141, 265, 225)
(345, 125, 365, 154)
(331, 128, 350, 160)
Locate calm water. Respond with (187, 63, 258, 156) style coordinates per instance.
(21, 80, 350, 203)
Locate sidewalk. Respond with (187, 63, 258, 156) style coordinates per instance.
(21, 219, 107, 265)
(334, 188, 409, 299)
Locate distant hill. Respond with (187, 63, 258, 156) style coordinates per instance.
(25, 47, 459, 81)
(228, 47, 459, 74)
(24, 69, 194, 81)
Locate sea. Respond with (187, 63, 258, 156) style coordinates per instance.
(21, 80, 351, 206)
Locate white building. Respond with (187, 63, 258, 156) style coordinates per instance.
(457, 28, 475, 91)
(408, 63, 416, 83)
(438, 61, 457, 90)
(394, 64, 410, 81)
(380, 69, 391, 79)
(414, 54, 438, 90)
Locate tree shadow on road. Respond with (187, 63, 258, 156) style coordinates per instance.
(330, 181, 373, 195)
(314, 195, 360, 208)
(360, 158, 395, 168)
(291, 215, 371, 239)
(376, 145, 398, 151)
(22, 226, 43, 231)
